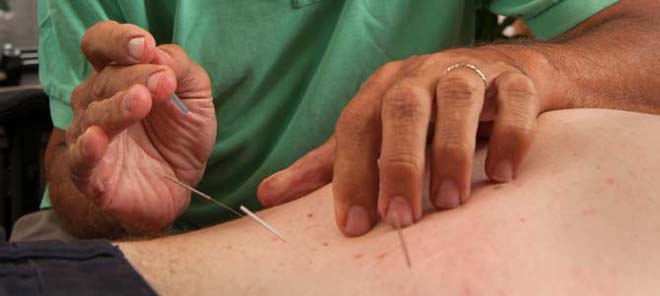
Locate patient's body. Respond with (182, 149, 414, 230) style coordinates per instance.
(118, 109, 660, 295)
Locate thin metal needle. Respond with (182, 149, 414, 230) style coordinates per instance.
(163, 175, 286, 242)
(163, 175, 242, 218)
(394, 213, 412, 269)
(170, 94, 189, 114)
(240, 205, 286, 242)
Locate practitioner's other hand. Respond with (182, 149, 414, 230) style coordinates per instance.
(53, 21, 216, 235)
(260, 47, 552, 236)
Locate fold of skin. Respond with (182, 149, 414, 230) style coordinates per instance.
(119, 109, 660, 295)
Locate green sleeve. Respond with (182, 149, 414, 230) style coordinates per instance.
(488, 0, 619, 40)
(38, 0, 126, 208)
(38, 0, 127, 129)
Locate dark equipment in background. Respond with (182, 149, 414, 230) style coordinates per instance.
(0, 44, 50, 235)
(0, 0, 49, 236)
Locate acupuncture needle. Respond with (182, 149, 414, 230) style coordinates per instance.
(393, 213, 412, 269)
(170, 94, 189, 114)
(239, 206, 286, 242)
(163, 175, 242, 217)
(163, 175, 286, 242)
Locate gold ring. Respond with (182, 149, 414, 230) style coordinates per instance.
(444, 63, 488, 88)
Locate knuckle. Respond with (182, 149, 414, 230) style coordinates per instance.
(70, 82, 89, 109)
(86, 100, 102, 112)
(434, 127, 474, 154)
(81, 21, 117, 54)
(380, 153, 424, 174)
(437, 74, 482, 103)
(416, 55, 441, 72)
(383, 81, 429, 121)
(158, 43, 187, 60)
(336, 107, 370, 137)
(499, 73, 536, 99)
(88, 100, 114, 122)
(378, 61, 402, 76)
(497, 73, 540, 129)
(158, 44, 195, 79)
(110, 24, 128, 45)
(363, 61, 400, 89)
(335, 103, 381, 146)
(435, 139, 473, 160)
(78, 107, 94, 129)
(493, 61, 511, 70)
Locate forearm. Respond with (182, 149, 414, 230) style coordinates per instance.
(45, 130, 127, 238)
(485, 2, 660, 113)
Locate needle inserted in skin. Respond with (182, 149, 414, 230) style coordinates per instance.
(163, 175, 242, 217)
(394, 213, 412, 269)
(240, 206, 286, 242)
(163, 175, 286, 242)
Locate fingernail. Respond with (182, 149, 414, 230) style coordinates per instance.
(435, 179, 460, 209)
(492, 160, 514, 182)
(385, 196, 413, 227)
(344, 206, 371, 236)
(146, 73, 161, 92)
(128, 37, 145, 60)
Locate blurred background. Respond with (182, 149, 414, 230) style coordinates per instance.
(4, 0, 38, 48)
(0, 0, 50, 235)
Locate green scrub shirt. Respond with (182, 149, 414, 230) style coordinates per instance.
(38, 0, 618, 230)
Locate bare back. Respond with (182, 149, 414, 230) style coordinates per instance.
(119, 109, 660, 295)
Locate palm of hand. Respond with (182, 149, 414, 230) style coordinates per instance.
(91, 97, 216, 233)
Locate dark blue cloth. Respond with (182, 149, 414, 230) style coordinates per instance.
(0, 230, 156, 296)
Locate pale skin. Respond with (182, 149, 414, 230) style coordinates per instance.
(45, 0, 660, 238)
(118, 109, 660, 295)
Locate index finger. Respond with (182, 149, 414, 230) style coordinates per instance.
(333, 62, 400, 237)
(378, 79, 432, 227)
(81, 21, 157, 71)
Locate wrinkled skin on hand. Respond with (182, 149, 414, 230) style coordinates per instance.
(62, 21, 217, 235)
(259, 46, 550, 237)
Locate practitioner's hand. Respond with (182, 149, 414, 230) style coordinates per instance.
(60, 21, 216, 235)
(259, 47, 552, 236)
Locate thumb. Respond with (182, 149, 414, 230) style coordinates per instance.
(257, 137, 335, 207)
